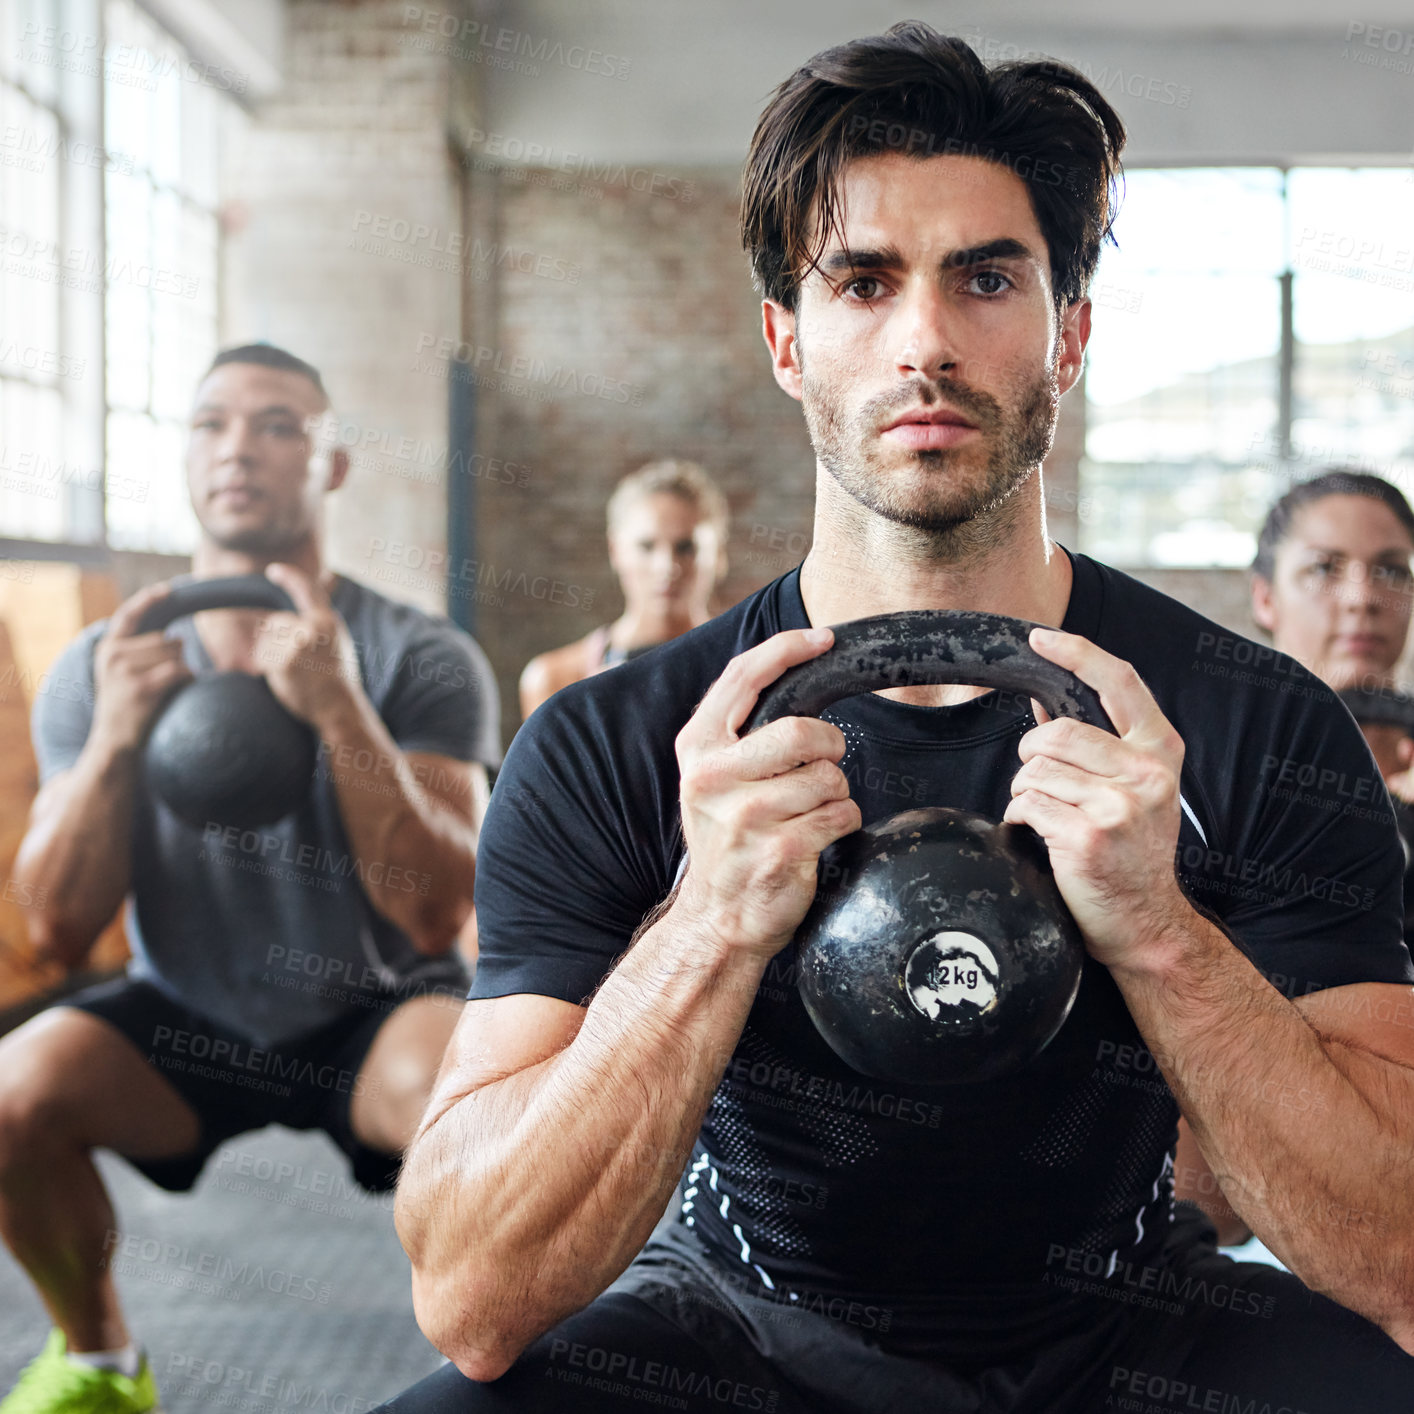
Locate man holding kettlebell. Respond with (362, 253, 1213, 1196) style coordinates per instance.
(389, 23, 1414, 1414)
(1, 344, 499, 1411)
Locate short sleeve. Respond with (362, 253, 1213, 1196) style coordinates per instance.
(469, 685, 680, 1006)
(376, 621, 502, 768)
(1180, 686, 1414, 998)
(31, 628, 101, 784)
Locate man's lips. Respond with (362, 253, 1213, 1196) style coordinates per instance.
(880, 415, 978, 451)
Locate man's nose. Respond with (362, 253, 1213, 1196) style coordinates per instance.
(895, 284, 961, 380)
(214, 417, 258, 464)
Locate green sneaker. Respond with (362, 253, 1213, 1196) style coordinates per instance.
(1, 1332, 159, 1414)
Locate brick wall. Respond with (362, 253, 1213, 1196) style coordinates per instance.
(465, 167, 815, 743)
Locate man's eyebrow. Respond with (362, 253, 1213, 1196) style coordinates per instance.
(819, 237, 1039, 278)
(941, 238, 1035, 268)
(189, 402, 306, 420)
(819, 246, 904, 275)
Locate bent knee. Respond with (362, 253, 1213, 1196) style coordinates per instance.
(0, 1071, 74, 1171)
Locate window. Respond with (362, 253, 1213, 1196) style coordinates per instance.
(0, 0, 105, 550)
(0, 0, 232, 558)
(103, 0, 224, 553)
(1080, 167, 1414, 568)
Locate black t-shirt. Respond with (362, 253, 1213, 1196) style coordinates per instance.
(472, 554, 1412, 1311)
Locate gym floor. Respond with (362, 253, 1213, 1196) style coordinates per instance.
(0, 1127, 445, 1407)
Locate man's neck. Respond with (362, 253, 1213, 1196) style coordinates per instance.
(191, 539, 324, 582)
(799, 469, 1073, 708)
(187, 539, 327, 672)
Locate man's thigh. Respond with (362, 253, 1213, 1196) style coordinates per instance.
(1099, 1252, 1414, 1414)
(0, 1002, 201, 1160)
(380, 1291, 807, 1414)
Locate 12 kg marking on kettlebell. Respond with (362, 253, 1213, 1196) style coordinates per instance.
(905, 933, 1000, 1019)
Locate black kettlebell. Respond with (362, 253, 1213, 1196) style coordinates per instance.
(1338, 684, 1414, 859)
(135, 576, 318, 831)
(744, 610, 1115, 1087)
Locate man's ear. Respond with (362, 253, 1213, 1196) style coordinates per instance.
(326, 446, 350, 493)
(1056, 298, 1091, 396)
(762, 299, 803, 402)
(1251, 574, 1276, 635)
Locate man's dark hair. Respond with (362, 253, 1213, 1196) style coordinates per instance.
(740, 22, 1126, 312)
(1253, 469, 1414, 580)
(204, 343, 327, 400)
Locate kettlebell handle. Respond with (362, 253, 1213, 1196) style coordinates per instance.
(135, 576, 297, 635)
(744, 611, 1114, 734)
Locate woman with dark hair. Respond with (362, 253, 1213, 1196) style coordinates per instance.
(1251, 468, 1414, 789)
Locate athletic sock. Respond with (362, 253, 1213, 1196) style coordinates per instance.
(67, 1343, 142, 1378)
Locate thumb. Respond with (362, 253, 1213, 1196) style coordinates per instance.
(264, 562, 326, 616)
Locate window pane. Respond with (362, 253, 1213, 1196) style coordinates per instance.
(1107, 168, 1286, 278)
(1081, 167, 1414, 568)
(100, 0, 224, 554)
(105, 410, 194, 551)
(1082, 169, 1285, 567)
(0, 6, 95, 547)
(1289, 169, 1414, 483)
(10, 0, 59, 106)
(0, 380, 69, 541)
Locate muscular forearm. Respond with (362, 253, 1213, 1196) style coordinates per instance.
(13, 743, 139, 966)
(396, 907, 767, 1381)
(1172, 1121, 1251, 1246)
(319, 697, 477, 950)
(1116, 914, 1414, 1346)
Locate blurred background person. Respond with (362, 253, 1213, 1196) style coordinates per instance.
(518, 460, 729, 717)
(0, 345, 499, 1411)
(1251, 469, 1414, 785)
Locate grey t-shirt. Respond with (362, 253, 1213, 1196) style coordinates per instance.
(33, 574, 501, 1047)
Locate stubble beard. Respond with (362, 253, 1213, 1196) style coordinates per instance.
(803, 357, 1061, 550)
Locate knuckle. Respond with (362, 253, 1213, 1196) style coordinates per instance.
(776, 717, 815, 759)
(1026, 752, 1056, 782)
(679, 764, 714, 803)
(759, 837, 794, 877)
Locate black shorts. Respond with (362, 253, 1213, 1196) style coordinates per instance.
(380, 1206, 1414, 1414)
(64, 977, 402, 1194)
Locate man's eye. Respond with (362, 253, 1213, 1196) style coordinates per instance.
(843, 276, 883, 301)
(266, 422, 301, 437)
(969, 270, 1012, 296)
(1374, 564, 1413, 587)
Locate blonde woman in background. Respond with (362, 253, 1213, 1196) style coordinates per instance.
(519, 461, 729, 717)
